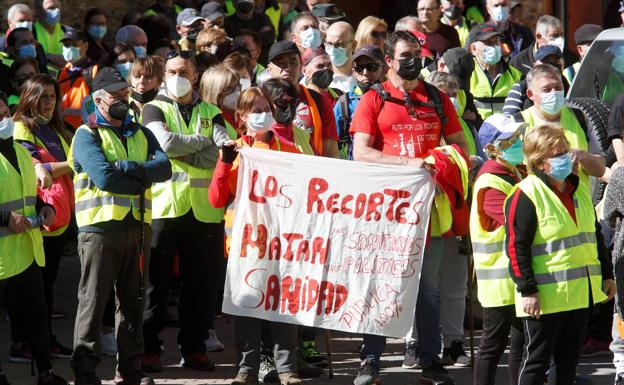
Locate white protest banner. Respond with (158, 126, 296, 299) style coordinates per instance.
(222, 147, 436, 337)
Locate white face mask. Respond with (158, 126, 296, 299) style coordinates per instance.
(0, 117, 15, 139)
(222, 90, 240, 111)
(246, 112, 274, 135)
(15, 21, 32, 31)
(166, 75, 193, 99)
(547, 36, 565, 52)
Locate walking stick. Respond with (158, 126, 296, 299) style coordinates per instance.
(464, 235, 476, 369)
(139, 189, 146, 301)
(325, 329, 334, 379)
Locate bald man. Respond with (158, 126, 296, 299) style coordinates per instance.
(324, 21, 356, 92)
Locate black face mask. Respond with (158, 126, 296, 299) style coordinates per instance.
(311, 69, 334, 89)
(396, 56, 422, 81)
(107, 100, 129, 121)
(356, 79, 379, 94)
(274, 104, 297, 125)
(444, 5, 462, 20)
(131, 88, 158, 104)
(237, 1, 254, 14)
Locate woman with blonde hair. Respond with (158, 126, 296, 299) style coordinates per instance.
(196, 27, 232, 59)
(200, 64, 241, 134)
(354, 16, 388, 51)
(505, 123, 615, 385)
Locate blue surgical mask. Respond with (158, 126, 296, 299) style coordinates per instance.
(299, 27, 321, 49)
(44, 7, 61, 25)
(88, 25, 107, 39)
(326, 45, 349, 67)
(63, 46, 80, 62)
(500, 140, 524, 166)
(115, 62, 132, 80)
(0, 117, 15, 139)
(134, 45, 147, 58)
(491, 5, 509, 23)
(546, 153, 573, 181)
(539, 90, 565, 116)
(482, 45, 502, 65)
(19, 44, 36, 58)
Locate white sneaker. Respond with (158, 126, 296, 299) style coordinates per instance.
(204, 329, 225, 352)
(101, 331, 118, 357)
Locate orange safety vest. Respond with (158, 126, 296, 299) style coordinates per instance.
(300, 86, 324, 156)
(58, 65, 90, 128)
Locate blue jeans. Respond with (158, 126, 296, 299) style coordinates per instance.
(361, 237, 445, 366)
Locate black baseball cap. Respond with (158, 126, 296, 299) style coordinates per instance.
(535, 45, 563, 61)
(574, 24, 602, 45)
(312, 3, 346, 21)
(353, 45, 384, 63)
(92, 67, 130, 92)
(468, 23, 503, 46)
(268, 40, 300, 63)
(60, 29, 87, 43)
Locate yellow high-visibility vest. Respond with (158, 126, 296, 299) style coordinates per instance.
(68, 125, 152, 227)
(471, 172, 515, 307)
(508, 174, 606, 316)
(0, 141, 45, 279)
(145, 99, 226, 223)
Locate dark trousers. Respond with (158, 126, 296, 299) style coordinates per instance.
(143, 213, 224, 356)
(3, 262, 52, 373)
(518, 308, 589, 385)
(474, 305, 524, 385)
(71, 225, 150, 380)
(587, 298, 614, 342)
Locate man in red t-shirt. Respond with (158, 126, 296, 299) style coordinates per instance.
(349, 30, 469, 385)
(266, 40, 339, 158)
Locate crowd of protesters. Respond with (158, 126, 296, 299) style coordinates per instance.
(2, 0, 624, 385)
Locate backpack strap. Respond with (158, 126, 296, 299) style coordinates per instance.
(370, 82, 449, 126)
(422, 81, 448, 126)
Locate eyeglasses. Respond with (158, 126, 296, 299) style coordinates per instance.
(417, 7, 438, 13)
(222, 84, 242, 95)
(325, 40, 353, 49)
(370, 31, 387, 40)
(354, 63, 380, 73)
(165, 50, 194, 61)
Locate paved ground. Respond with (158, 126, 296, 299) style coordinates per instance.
(0, 255, 618, 385)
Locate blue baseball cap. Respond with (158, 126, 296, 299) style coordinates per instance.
(535, 45, 563, 61)
(479, 114, 527, 146)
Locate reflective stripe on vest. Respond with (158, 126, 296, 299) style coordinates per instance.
(0, 142, 45, 279)
(470, 172, 515, 307)
(521, 106, 590, 189)
(145, 99, 225, 223)
(509, 174, 606, 316)
(470, 58, 521, 119)
(68, 125, 152, 227)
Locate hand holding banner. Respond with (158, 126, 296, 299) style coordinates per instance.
(223, 148, 436, 337)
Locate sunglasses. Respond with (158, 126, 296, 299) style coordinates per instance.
(165, 50, 194, 61)
(370, 31, 387, 40)
(354, 63, 380, 73)
(495, 131, 524, 150)
(274, 97, 298, 109)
